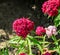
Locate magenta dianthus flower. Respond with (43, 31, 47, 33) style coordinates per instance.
(36, 26, 46, 36)
(19, 53, 27, 55)
(13, 17, 34, 38)
(42, 0, 59, 16)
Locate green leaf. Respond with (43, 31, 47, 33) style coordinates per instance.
(34, 36, 44, 39)
(58, 30, 60, 34)
(17, 40, 28, 54)
(54, 14, 60, 27)
(39, 41, 49, 44)
(27, 35, 43, 53)
(54, 45, 60, 54)
(27, 38, 32, 55)
(58, 8, 60, 14)
(28, 35, 40, 45)
(51, 35, 58, 46)
(4, 48, 9, 55)
(0, 49, 3, 55)
(9, 36, 21, 44)
(52, 35, 57, 41)
(48, 15, 51, 19)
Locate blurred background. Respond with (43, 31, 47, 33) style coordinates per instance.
(0, 0, 51, 33)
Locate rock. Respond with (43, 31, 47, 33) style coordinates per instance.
(0, 29, 6, 36)
(0, 42, 6, 49)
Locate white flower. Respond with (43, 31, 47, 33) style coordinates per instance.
(45, 26, 57, 38)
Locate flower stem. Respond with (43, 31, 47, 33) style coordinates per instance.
(27, 38, 32, 55)
(51, 35, 60, 54)
(43, 35, 46, 47)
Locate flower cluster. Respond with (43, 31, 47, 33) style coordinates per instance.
(42, 52, 51, 55)
(36, 25, 57, 37)
(19, 53, 27, 55)
(42, 0, 59, 16)
(13, 17, 34, 38)
(36, 26, 46, 36)
(45, 26, 57, 38)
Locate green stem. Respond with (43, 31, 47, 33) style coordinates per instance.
(43, 35, 46, 47)
(51, 35, 56, 41)
(52, 35, 58, 45)
(51, 35, 60, 54)
(37, 44, 43, 54)
(27, 38, 32, 55)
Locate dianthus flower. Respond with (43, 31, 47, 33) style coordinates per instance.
(13, 17, 34, 38)
(42, 1, 49, 14)
(47, 7, 58, 16)
(49, 0, 59, 7)
(19, 53, 27, 55)
(36, 26, 46, 36)
(42, 52, 52, 55)
(42, 0, 59, 16)
(45, 26, 57, 38)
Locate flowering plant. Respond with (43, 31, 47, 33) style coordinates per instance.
(8, 0, 60, 55)
(8, 17, 60, 55)
(42, 0, 60, 27)
(41, 0, 60, 54)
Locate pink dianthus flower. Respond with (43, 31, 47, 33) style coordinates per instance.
(13, 17, 34, 38)
(36, 26, 46, 36)
(42, 0, 59, 16)
(19, 53, 27, 55)
(45, 25, 57, 38)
